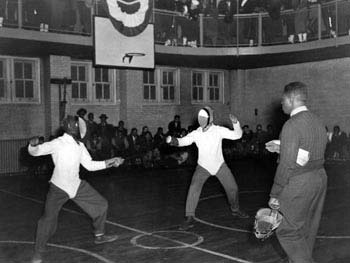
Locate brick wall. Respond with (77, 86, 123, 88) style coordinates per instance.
(122, 67, 232, 135)
(0, 56, 48, 140)
(3, 56, 350, 140)
(0, 103, 45, 140)
(49, 55, 70, 136)
(235, 57, 350, 134)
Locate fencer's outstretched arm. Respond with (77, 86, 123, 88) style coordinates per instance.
(166, 132, 195, 147)
(166, 136, 179, 146)
(81, 146, 124, 171)
(29, 136, 124, 170)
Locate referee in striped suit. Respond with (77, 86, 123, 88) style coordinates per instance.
(266, 82, 328, 263)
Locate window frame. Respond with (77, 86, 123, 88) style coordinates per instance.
(207, 71, 222, 103)
(142, 67, 180, 105)
(192, 70, 205, 103)
(92, 66, 115, 103)
(70, 60, 117, 105)
(143, 69, 157, 102)
(160, 68, 177, 103)
(0, 55, 40, 104)
(191, 69, 224, 104)
(71, 62, 90, 103)
(0, 58, 9, 102)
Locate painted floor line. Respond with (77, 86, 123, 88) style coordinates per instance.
(199, 190, 267, 201)
(0, 189, 254, 263)
(196, 216, 350, 239)
(0, 240, 114, 263)
(130, 231, 204, 250)
(2, 189, 349, 241)
(199, 185, 347, 202)
(317, 235, 350, 239)
(195, 217, 252, 234)
(197, 193, 350, 240)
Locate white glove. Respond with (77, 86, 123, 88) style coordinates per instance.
(268, 197, 280, 210)
(106, 157, 124, 168)
(29, 137, 40, 147)
(112, 157, 124, 167)
(265, 140, 280, 153)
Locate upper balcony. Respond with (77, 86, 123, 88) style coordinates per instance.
(0, 0, 350, 67)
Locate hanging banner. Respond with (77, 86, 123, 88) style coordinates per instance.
(94, 0, 154, 69)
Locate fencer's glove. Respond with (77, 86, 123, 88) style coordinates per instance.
(29, 137, 40, 147)
(113, 157, 124, 167)
(229, 113, 238, 124)
(106, 157, 124, 168)
(268, 197, 280, 210)
(166, 136, 179, 146)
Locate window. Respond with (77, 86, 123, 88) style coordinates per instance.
(143, 70, 156, 101)
(14, 60, 35, 100)
(192, 71, 204, 102)
(0, 56, 40, 103)
(71, 64, 88, 101)
(0, 59, 6, 100)
(142, 67, 179, 104)
(208, 72, 220, 102)
(70, 61, 116, 104)
(94, 67, 112, 101)
(191, 70, 223, 103)
(161, 70, 175, 102)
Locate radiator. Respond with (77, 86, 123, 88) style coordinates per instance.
(0, 139, 29, 174)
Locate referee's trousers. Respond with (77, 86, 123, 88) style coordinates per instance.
(276, 169, 327, 263)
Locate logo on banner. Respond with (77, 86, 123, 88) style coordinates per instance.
(105, 0, 152, 37)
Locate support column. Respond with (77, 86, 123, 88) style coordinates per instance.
(49, 55, 71, 136)
(18, 0, 22, 28)
(199, 14, 204, 47)
(318, 4, 322, 40)
(258, 13, 262, 46)
(230, 69, 246, 122)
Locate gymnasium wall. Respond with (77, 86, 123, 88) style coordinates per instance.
(2, 55, 350, 141)
(124, 57, 350, 135)
(123, 67, 232, 135)
(234, 57, 350, 134)
(0, 103, 46, 140)
(0, 56, 48, 140)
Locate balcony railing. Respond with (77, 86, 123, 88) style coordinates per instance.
(0, 0, 349, 47)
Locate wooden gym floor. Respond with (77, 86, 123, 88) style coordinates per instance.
(0, 158, 350, 263)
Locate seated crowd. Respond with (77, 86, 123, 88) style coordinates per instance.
(79, 109, 282, 169)
(21, 108, 280, 175)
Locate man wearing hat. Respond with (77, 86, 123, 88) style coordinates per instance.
(28, 115, 124, 263)
(167, 106, 249, 230)
(97, 114, 114, 159)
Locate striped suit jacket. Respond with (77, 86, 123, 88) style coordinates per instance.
(270, 110, 328, 197)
